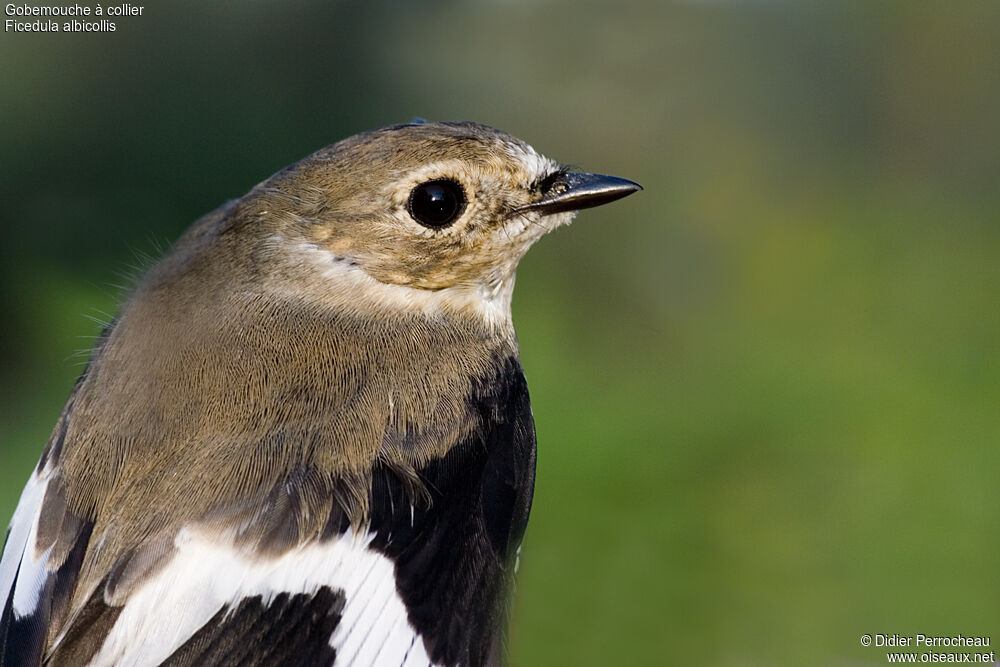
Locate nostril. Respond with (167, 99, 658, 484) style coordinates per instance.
(536, 169, 568, 196)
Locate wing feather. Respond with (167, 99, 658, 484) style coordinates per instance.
(86, 527, 437, 667)
(1, 467, 52, 667)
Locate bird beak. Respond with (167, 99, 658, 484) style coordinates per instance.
(516, 172, 642, 216)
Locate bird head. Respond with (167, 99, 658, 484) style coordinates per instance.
(225, 121, 641, 325)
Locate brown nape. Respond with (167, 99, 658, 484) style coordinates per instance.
(53, 290, 516, 612)
(46, 198, 518, 615)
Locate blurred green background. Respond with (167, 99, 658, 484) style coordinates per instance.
(2, 2, 999, 665)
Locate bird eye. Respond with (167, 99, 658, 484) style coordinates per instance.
(407, 179, 466, 228)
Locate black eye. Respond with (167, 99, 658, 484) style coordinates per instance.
(407, 179, 466, 228)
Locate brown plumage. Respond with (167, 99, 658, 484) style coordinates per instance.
(1, 120, 641, 667)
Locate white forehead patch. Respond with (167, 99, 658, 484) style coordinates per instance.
(501, 139, 561, 187)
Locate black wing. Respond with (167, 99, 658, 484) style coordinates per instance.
(367, 355, 538, 667)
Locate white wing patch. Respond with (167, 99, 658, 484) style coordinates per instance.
(87, 527, 438, 667)
(0, 464, 52, 619)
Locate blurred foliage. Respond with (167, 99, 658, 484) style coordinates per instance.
(2, 1, 999, 665)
